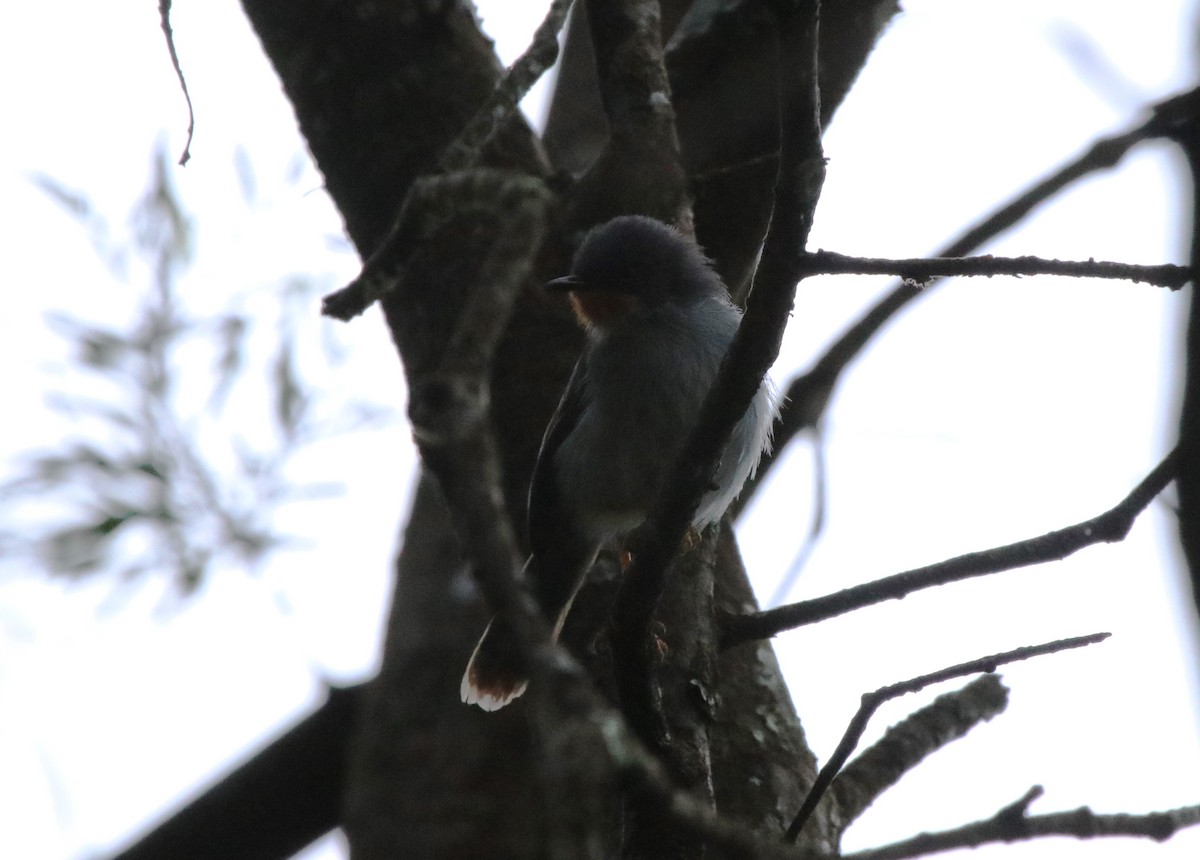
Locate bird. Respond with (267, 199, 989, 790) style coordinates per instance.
(460, 215, 776, 711)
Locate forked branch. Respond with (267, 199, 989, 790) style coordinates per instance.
(785, 633, 1111, 842)
(722, 447, 1179, 648)
(844, 786, 1200, 860)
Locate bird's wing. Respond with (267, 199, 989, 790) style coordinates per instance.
(527, 351, 590, 559)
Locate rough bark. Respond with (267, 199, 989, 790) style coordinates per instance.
(191, 0, 889, 855)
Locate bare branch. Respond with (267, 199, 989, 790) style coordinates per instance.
(579, 0, 691, 225)
(372, 113, 803, 860)
(321, 170, 550, 321)
(611, 0, 823, 747)
(405, 177, 554, 646)
(785, 633, 1111, 842)
(762, 426, 827, 602)
(586, 0, 679, 148)
(801, 250, 1192, 290)
(1163, 84, 1200, 639)
(844, 786, 1200, 860)
(321, 0, 568, 322)
(830, 675, 1010, 833)
(439, 0, 573, 172)
(722, 447, 1179, 648)
(157, 0, 195, 166)
(743, 86, 1200, 502)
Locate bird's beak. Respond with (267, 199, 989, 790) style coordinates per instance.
(545, 275, 583, 293)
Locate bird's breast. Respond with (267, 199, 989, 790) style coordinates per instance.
(553, 305, 736, 540)
(569, 291, 639, 329)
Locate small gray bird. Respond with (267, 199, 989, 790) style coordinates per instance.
(461, 215, 776, 711)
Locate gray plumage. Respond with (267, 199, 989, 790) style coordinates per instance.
(462, 215, 776, 711)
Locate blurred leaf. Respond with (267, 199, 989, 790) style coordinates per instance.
(285, 151, 307, 185)
(233, 145, 258, 205)
(209, 313, 248, 412)
(137, 462, 166, 481)
(44, 312, 133, 372)
(14, 144, 369, 592)
(92, 512, 138, 536)
(41, 523, 111, 576)
(29, 173, 91, 218)
(272, 332, 307, 438)
(29, 173, 129, 280)
(279, 481, 343, 503)
(66, 443, 121, 475)
(130, 147, 192, 266)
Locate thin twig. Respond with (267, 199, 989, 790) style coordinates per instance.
(785, 633, 1111, 842)
(157, 0, 195, 166)
(439, 0, 573, 172)
(830, 674, 1010, 833)
(322, 171, 549, 321)
(801, 250, 1192, 289)
(322, 2, 568, 321)
(844, 786, 1200, 860)
(722, 447, 1179, 648)
(765, 426, 827, 605)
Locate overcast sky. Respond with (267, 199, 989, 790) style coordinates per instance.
(1, 2, 1199, 859)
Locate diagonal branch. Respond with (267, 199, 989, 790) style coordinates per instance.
(722, 447, 1179, 648)
(765, 426, 828, 603)
(785, 633, 1111, 842)
(843, 785, 1200, 860)
(319, 0, 566, 322)
(438, 0, 573, 172)
(830, 674, 1010, 834)
(321, 170, 552, 322)
(801, 251, 1192, 289)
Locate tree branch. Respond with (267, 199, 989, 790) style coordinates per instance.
(438, 0, 573, 173)
(109, 685, 360, 860)
(373, 94, 805, 860)
(801, 250, 1192, 289)
(610, 0, 823, 757)
(763, 425, 826, 599)
(576, 0, 692, 227)
(320, 0, 568, 323)
(844, 786, 1200, 860)
(722, 447, 1179, 648)
(785, 633, 1111, 842)
(1163, 85, 1200, 637)
(742, 86, 1200, 504)
(830, 674, 1010, 834)
(157, 0, 195, 166)
(405, 175, 554, 656)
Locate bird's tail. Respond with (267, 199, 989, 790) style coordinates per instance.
(460, 618, 530, 711)
(461, 547, 594, 710)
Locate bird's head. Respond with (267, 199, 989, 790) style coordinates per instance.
(546, 216, 724, 329)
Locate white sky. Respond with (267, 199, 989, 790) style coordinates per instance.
(1, 2, 1198, 859)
